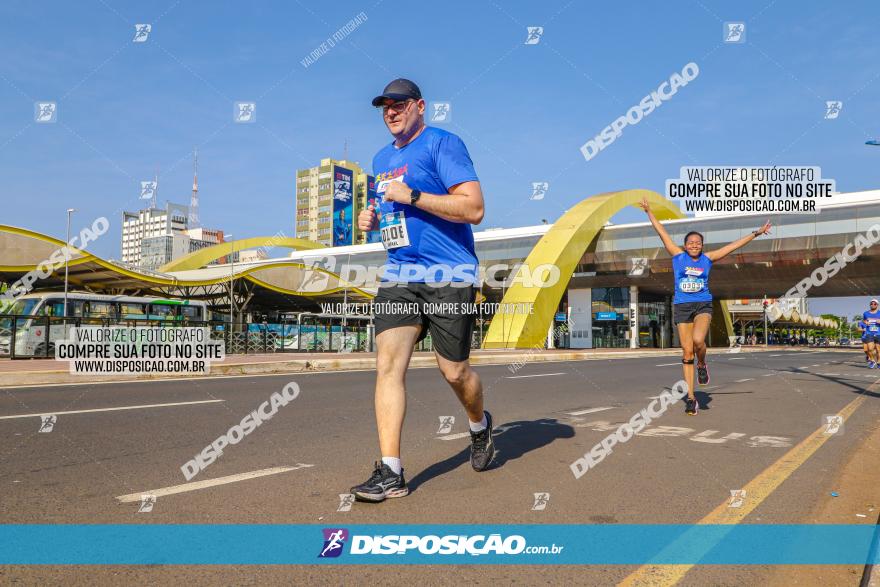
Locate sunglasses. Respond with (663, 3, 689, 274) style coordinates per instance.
(378, 100, 414, 115)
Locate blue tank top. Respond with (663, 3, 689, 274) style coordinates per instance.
(672, 252, 713, 304)
(863, 311, 880, 335)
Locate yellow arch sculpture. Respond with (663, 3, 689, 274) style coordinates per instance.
(482, 189, 685, 349)
(160, 236, 327, 272)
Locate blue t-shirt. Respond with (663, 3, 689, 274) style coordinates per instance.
(372, 126, 479, 283)
(859, 320, 868, 341)
(672, 252, 713, 304)
(862, 311, 880, 336)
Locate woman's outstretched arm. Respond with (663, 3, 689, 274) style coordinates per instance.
(638, 197, 683, 256)
(706, 220, 772, 262)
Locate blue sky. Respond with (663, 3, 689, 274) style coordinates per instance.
(1, 0, 878, 316)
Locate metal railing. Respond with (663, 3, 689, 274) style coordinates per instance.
(0, 314, 495, 359)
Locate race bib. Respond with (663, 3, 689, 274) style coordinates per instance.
(380, 211, 410, 249)
(869, 324, 879, 333)
(679, 277, 705, 293)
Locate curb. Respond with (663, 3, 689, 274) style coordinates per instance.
(0, 346, 796, 387)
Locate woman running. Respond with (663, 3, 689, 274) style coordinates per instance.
(639, 197, 771, 415)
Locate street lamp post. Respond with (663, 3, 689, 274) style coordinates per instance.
(63, 208, 75, 317)
(226, 235, 235, 332)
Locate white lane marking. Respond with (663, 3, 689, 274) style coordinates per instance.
(763, 373, 775, 377)
(505, 372, 566, 379)
(818, 373, 841, 376)
(769, 354, 783, 357)
(812, 364, 821, 367)
(656, 363, 680, 367)
(115, 465, 314, 502)
(729, 358, 745, 361)
(735, 378, 754, 383)
(565, 406, 615, 416)
(437, 432, 471, 441)
(0, 399, 224, 420)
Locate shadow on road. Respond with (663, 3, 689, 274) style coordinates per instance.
(408, 418, 575, 493)
(787, 366, 880, 399)
(694, 390, 713, 411)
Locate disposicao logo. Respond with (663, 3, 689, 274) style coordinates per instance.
(319, 528, 349, 558)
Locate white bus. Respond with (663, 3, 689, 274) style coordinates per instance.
(0, 292, 209, 357)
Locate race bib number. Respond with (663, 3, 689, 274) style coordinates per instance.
(679, 278, 705, 293)
(870, 324, 879, 333)
(380, 211, 410, 249)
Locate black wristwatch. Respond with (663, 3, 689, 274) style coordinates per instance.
(410, 189, 422, 206)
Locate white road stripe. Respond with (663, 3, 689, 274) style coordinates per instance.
(0, 399, 224, 420)
(115, 465, 314, 502)
(735, 378, 754, 383)
(763, 373, 775, 377)
(729, 358, 745, 361)
(437, 432, 471, 441)
(505, 372, 566, 379)
(656, 363, 680, 367)
(565, 406, 615, 416)
(769, 354, 783, 357)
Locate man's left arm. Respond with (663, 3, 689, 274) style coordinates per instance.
(383, 180, 484, 225)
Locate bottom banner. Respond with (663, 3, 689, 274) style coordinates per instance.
(0, 524, 878, 564)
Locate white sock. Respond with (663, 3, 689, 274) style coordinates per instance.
(469, 413, 488, 433)
(381, 456, 402, 475)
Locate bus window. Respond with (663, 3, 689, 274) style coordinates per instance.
(67, 300, 85, 317)
(149, 303, 177, 319)
(2, 298, 40, 316)
(180, 305, 202, 320)
(120, 303, 147, 319)
(40, 300, 65, 317)
(87, 301, 115, 318)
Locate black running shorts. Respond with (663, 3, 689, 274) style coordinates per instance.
(673, 301, 714, 325)
(373, 282, 476, 362)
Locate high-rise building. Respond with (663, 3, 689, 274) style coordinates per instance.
(121, 203, 190, 267)
(295, 158, 377, 246)
(122, 204, 227, 270)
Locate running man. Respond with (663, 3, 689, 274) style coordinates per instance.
(862, 299, 880, 368)
(639, 197, 771, 414)
(350, 79, 492, 502)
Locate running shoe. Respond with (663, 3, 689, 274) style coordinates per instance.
(685, 397, 698, 416)
(470, 410, 495, 471)
(870, 361, 877, 369)
(697, 363, 710, 385)
(350, 462, 408, 503)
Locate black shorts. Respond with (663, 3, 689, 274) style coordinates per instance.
(373, 282, 476, 362)
(674, 301, 713, 325)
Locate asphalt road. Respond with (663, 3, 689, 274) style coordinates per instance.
(1, 349, 879, 585)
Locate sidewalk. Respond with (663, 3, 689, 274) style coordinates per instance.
(0, 346, 819, 387)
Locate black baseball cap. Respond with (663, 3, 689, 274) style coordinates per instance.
(371, 78, 422, 107)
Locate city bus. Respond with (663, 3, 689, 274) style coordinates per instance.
(0, 292, 209, 357)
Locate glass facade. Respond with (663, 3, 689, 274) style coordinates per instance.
(638, 298, 671, 348)
(591, 287, 629, 348)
